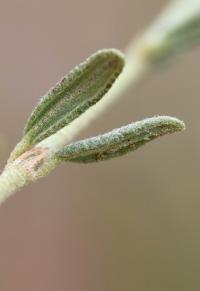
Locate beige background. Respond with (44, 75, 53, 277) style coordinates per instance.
(0, 0, 200, 290)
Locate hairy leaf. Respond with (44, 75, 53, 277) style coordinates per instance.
(56, 116, 185, 163)
(24, 49, 124, 143)
(9, 49, 124, 161)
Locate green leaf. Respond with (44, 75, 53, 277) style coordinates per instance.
(9, 49, 124, 161)
(56, 116, 185, 163)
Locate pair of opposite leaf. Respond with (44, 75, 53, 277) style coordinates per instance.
(8, 49, 184, 167)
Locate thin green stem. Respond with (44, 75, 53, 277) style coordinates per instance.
(0, 165, 28, 204)
(1, 0, 197, 204)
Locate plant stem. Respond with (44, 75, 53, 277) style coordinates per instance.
(0, 39, 157, 202)
(1, 0, 195, 203)
(0, 165, 28, 204)
(0, 147, 59, 202)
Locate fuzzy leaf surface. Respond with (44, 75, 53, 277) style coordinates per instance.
(56, 116, 185, 163)
(24, 49, 124, 145)
(9, 49, 124, 162)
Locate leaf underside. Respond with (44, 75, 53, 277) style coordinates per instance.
(56, 116, 185, 163)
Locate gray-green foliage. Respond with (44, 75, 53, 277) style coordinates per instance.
(56, 116, 185, 163)
(24, 49, 124, 143)
(3, 0, 200, 202)
(8, 48, 185, 166)
(9, 49, 124, 162)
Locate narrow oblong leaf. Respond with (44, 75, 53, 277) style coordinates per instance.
(9, 49, 124, 161)
(56, 116, 185, 163)
(24, 49, 124, 143)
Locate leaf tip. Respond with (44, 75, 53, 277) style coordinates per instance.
(155, 115, 186, 133)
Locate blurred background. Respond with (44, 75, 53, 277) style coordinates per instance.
(0, 0, 199, 290)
